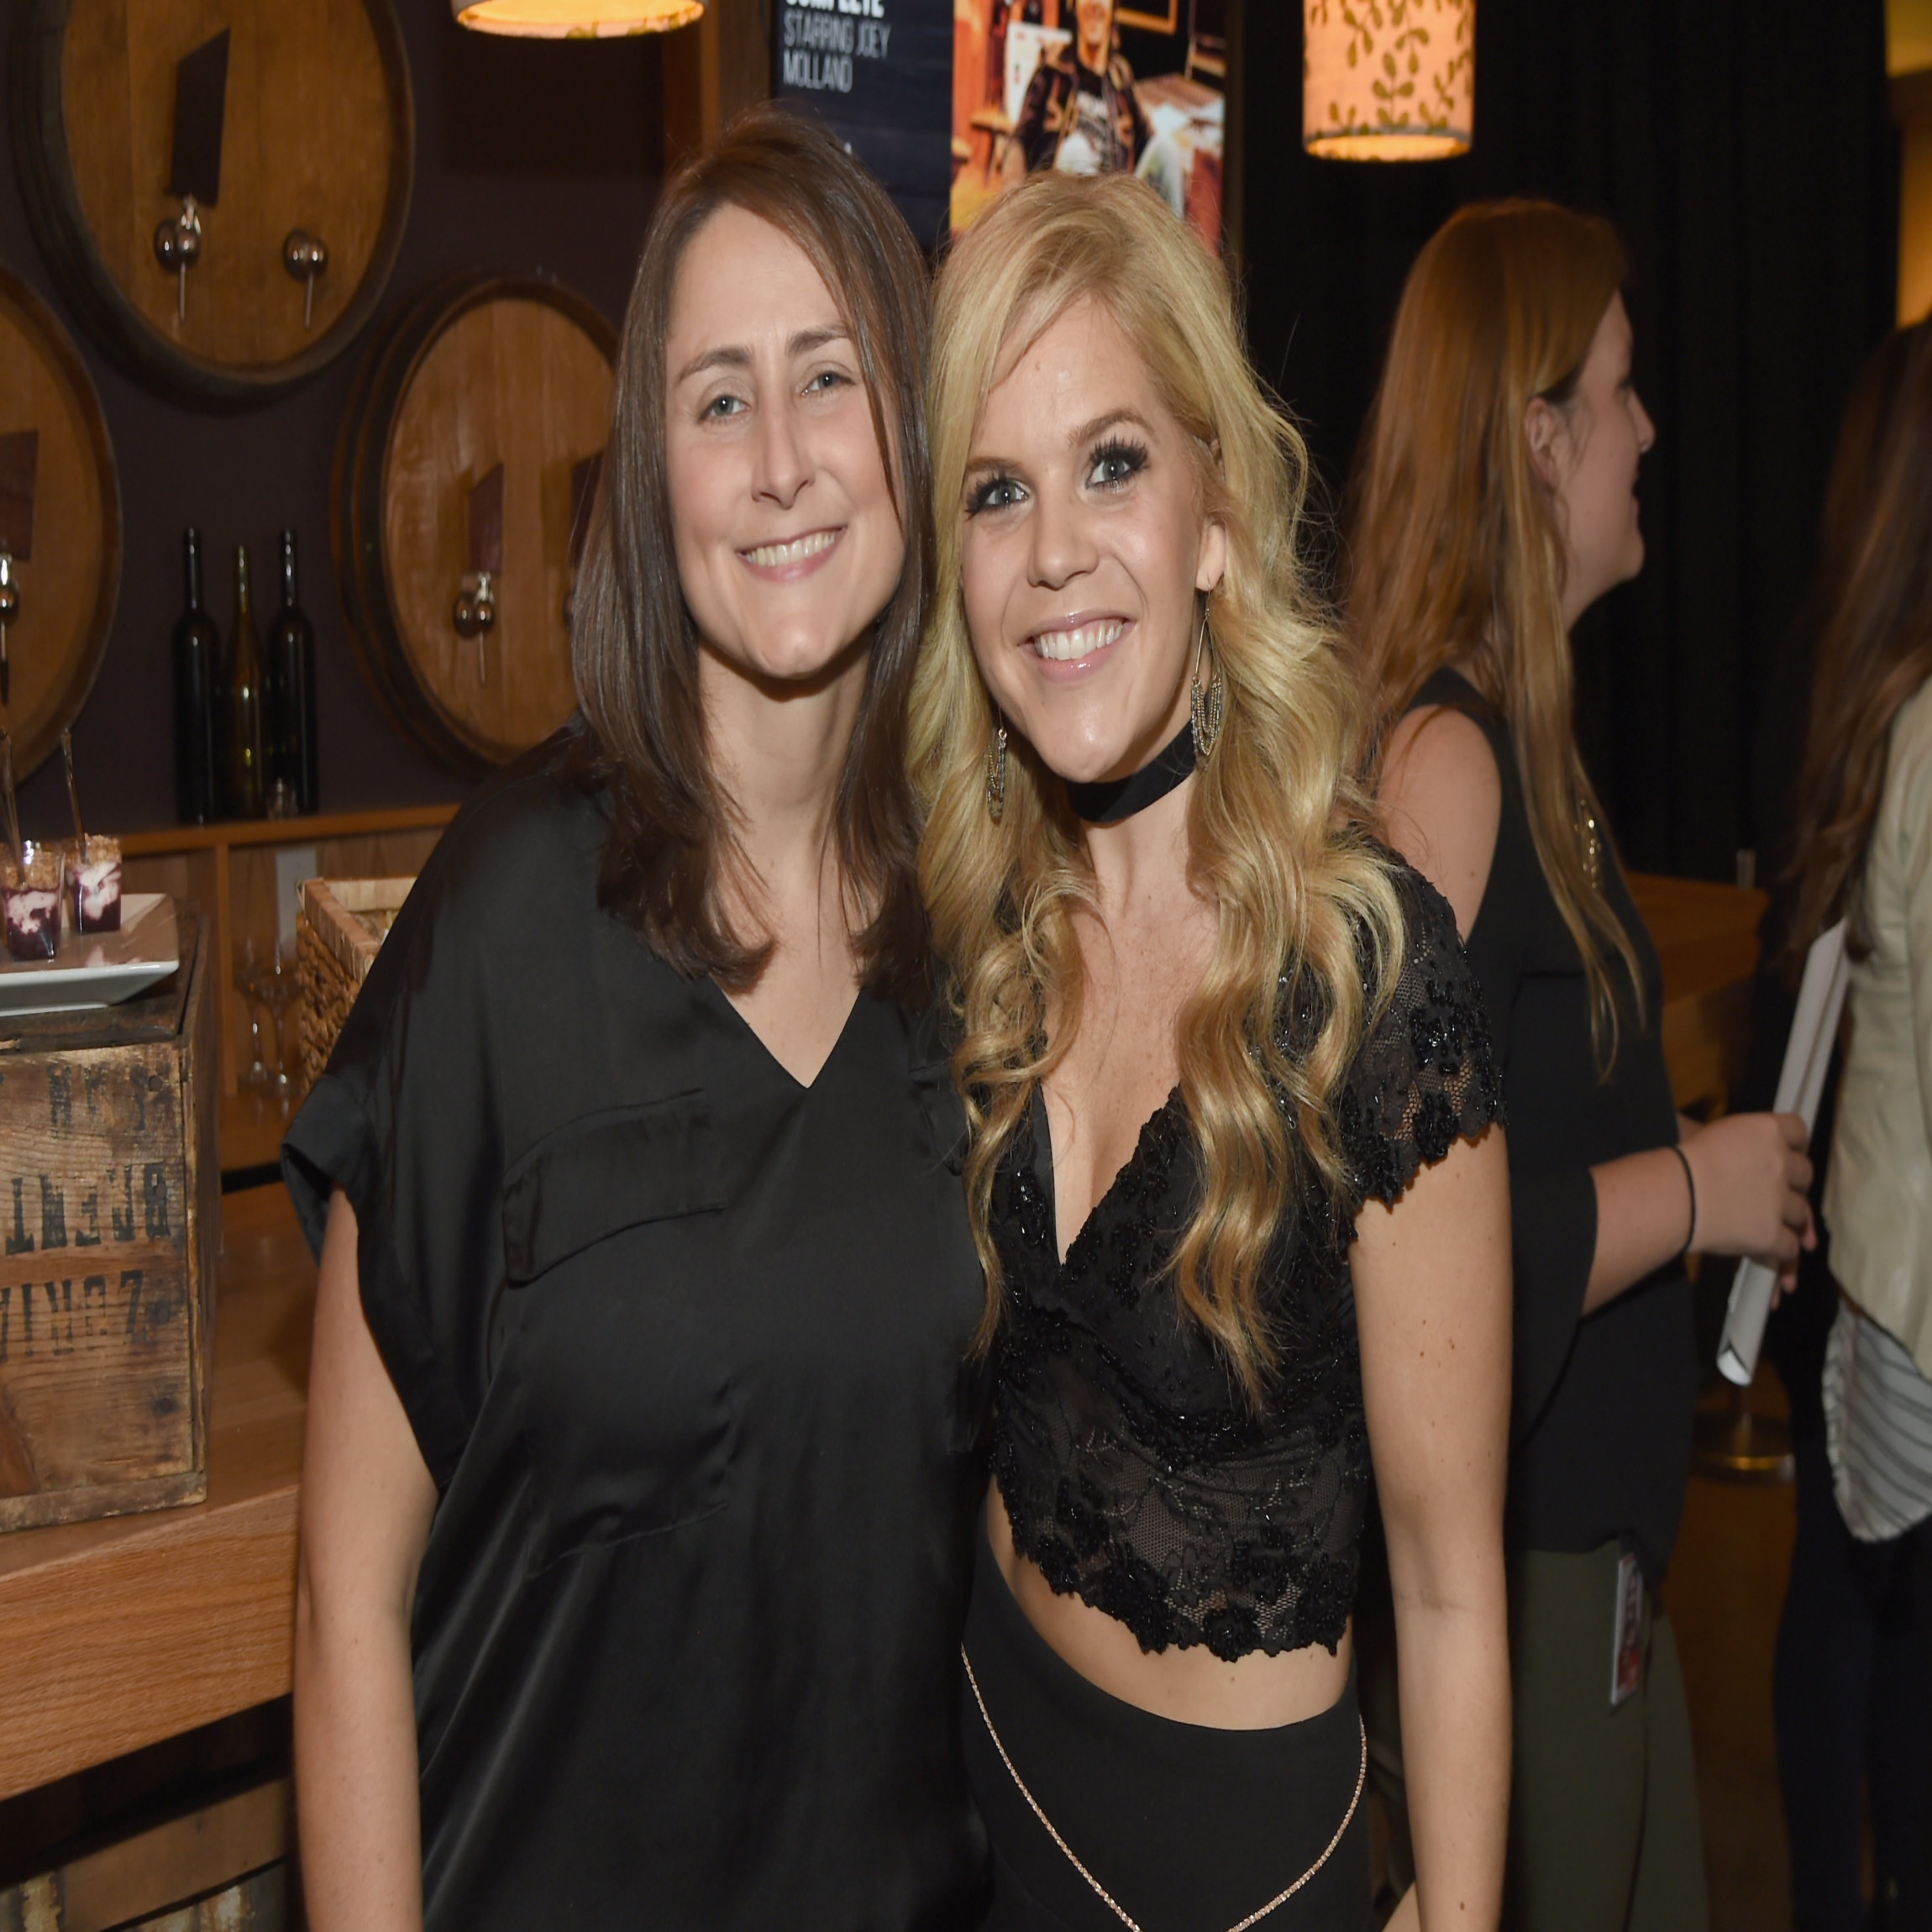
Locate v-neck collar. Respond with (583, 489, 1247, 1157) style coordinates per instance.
(1029, 1081, 1184, 1270)
(706, 977, 868, 1095)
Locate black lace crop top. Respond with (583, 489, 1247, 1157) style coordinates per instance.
(988, 864, 1502, 1662)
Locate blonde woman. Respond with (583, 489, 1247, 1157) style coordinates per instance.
(1349, 199, 1814, 1931)
(913, 171, 1511, 1931)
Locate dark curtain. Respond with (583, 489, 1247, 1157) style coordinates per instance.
(1240, 1, 1898, 879)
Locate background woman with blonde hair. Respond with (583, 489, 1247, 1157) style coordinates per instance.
(1351, 197, 1814, 1930)
(914, 170, 1511, 1930)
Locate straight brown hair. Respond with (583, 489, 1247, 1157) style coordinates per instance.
(1787, 318, 1932, 963)
(1346, 198, 1644, 1069)
(569, 105, 935, 1005)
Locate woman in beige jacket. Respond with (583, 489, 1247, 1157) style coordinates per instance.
(1785, 312, 1932, 1927)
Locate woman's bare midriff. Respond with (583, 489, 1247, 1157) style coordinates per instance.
(987, 1483, 1352, 1731)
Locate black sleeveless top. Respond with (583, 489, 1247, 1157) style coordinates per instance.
(1410, 668, 1697, 1581)
(985, 861, 1502, 1662)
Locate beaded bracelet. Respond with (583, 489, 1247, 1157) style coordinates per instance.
(1669, 1142, 1698, 1260)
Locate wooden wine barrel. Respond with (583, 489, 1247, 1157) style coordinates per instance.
(0, 260, 121, 780)
(10, 0, 413, 411)
(333, 272, 617, 778)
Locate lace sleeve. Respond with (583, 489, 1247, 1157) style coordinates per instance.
(1338, 864, 1503, 1215)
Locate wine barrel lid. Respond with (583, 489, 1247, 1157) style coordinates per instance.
(0, 260, 121, 780)
(333, 272, 616, 778)
(11, 0, 414, 412)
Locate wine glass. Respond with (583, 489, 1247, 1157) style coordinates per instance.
(232, 937, 276, 1092)
(255, 940, 301, 1091)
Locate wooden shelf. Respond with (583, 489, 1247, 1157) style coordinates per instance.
(221, 1089, 301, 1176)
(119, 804, 459, 859)
(115, 805, 461, 1171)
(0, 1184, 313, 1801)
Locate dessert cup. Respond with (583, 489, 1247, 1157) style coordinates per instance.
(67, 834, 122, 933)
(3, 843, 65, 962)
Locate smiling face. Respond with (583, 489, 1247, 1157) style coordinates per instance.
(958, 298, 1226, 787)
(1531, 291, 1656, 627)
(1074, 0, 1113, 62)
(664, 203, 905, 690)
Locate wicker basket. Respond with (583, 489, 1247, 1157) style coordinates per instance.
(298, 877, 416, 1089)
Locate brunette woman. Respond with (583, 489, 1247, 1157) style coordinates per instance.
(1782, 315, 1932, 1932)
(286, 112, 988, 1929)
(1349, 198, 1814, 1932)
(913, 171, 1512, 1932)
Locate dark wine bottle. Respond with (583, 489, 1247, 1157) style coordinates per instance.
(223, 543, 265, 820)
(171, 528, 220, 825)
(265, 528, 318, 815)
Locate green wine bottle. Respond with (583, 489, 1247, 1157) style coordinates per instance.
(223, 543, 265, 820)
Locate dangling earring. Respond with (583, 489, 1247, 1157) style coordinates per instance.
(1189, 603, 1226, 761)
(984, 711, 1009, 824)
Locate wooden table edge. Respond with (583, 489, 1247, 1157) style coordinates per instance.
(0, 1187, 312, 1798)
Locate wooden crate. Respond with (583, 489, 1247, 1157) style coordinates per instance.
(297, 876, 414, 1089)
(0, 902, 219, 1532)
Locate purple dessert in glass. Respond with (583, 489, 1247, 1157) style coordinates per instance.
(3, 843, 64, 962)
(68, 835, 122, 933)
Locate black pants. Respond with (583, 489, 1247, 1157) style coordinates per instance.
(961, 1515, 1371, 1932)
(1774, 1428, 1932, 1931)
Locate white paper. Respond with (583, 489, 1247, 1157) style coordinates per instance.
(1716, 919, 1849, 1385)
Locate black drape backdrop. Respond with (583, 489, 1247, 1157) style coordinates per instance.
(1241, 2, 1898, 879)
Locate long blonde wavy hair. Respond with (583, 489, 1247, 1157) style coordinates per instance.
(911, 173, 1405, 1402)
(1346, 198, 1645, 1068)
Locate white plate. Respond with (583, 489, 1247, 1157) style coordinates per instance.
(0, 895, 180, 1016)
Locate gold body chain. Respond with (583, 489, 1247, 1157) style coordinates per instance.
(962, 1644, 1368, 1932)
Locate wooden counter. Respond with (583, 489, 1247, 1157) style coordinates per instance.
(0, 1184, 313, 1802)
(1628, 872, 1769, 1115)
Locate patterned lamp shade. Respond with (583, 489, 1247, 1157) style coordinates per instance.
(1303, 0, 1474, 160)
(452, 0, 701, 33)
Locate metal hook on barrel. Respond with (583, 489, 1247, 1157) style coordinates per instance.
(153, 197, 203, 323)
(0, 555, 18, 708)
(282, 230, 328, 331)
(454, 463, 504, 688)
(0, 430, 39, 711)
(453, 570, 496, 686)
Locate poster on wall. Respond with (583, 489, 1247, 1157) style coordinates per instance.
(951, 0, 1229, 251)
(774, 0, 953, 248)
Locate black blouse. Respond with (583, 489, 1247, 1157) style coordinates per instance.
(1411, 668, 1697, 1582)
(986, 862, 1501, 1663)
(281, 742, 990, 1931)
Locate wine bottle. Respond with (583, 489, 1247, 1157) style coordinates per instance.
(171, 528, 220, 825)
(265, 528, 318, 815)
(223, 543, 265, 820)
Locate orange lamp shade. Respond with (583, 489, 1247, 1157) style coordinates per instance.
(1304, 0, 1474, 160)
(452, 0, 702, 34)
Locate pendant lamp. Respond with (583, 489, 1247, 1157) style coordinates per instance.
(1303, 0, 1473, 160)
(453, 0, 702, 35)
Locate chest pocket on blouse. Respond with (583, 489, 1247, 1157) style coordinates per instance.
(502, 1094, 734, 1574)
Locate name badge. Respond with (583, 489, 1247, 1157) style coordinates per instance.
(1610, 1549, 1645, 1708)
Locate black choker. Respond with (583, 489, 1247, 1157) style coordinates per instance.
(1064, 721, 1197, 825)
